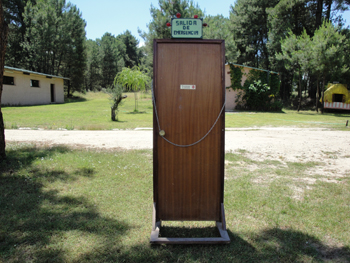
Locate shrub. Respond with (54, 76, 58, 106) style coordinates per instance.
(238, 80, 283, 111)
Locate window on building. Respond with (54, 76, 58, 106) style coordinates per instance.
(30, 79, 40, 87)
(333, 94, 344, 103)
(3, 76, 14, 85)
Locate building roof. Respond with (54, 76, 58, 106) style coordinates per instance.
(226, 63, 279, 75)
(4, 66, 70, 80)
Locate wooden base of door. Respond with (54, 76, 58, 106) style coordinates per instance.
(150, 203, 230, 244)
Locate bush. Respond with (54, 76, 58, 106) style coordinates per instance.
(238, 80, 283, 111)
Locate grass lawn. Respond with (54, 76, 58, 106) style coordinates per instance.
(2, 91, 350, 130)
(1, 143, 349, 262)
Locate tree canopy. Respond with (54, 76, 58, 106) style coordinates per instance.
(4, 0, 86, 96)
(2, 0, 350, 109)
(114, 67, 151, 112)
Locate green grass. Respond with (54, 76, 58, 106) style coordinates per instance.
(2, 91, 350, 130)
(2, 91, 153, 130)
(225, 111, 350, 129)
(1, 143, 349, 262)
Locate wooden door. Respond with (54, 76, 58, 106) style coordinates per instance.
(153, 39, 225, 222)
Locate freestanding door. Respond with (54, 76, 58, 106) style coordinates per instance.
(151, 39, 229, 244)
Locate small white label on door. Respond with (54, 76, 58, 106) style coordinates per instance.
(180, 85, 196, 90)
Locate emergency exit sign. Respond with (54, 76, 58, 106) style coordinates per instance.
(171, 18, 203, 39)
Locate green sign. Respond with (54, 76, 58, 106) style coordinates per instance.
(171, 18, 203, 39)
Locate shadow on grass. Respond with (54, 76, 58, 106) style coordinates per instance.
(159, 225, 221, 238)
(230, 110, 286, 114)
(0, 145, 130, 262)
(2, 146, 349, 262)
(59, 218, 350, 262)
(64, 95, 87, 104)
(297, 111, 350, 117)
(322, 109, 350, 116)
(72, 227, 350, 262)
(127, 111, 148, 114)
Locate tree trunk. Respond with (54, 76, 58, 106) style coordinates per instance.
(316, 79, 319, 112)
(111, 95, 124, 121)
(297, 69, 302, 112)
(316, 0, 324, 29)
(0, 1, 8, 159)
(134, 91, 137, 112)
(111, 107, 116, 121)
(309, 75, 317, 99)
(0, 111, 5, 159)
(67, 80, 71, 97)
(325, 0, 332, 21)
(321, 78, 325, 114)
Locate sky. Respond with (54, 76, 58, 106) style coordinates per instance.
(69, 0, 350, 46)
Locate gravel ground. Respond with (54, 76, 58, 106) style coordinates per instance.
(5, 127, 350, 177)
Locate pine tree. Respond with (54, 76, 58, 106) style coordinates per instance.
(229, 0, 279, 69)
(311, 21, 348, 112)
(277, 30, 312, 111)
(117, 30, 140, 68)
(204, 15, 238, 62)
(85, 39, 101, 91)
(99, 33, 125, 89)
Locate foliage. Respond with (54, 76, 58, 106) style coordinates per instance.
(203, 15, 238, 62)
(3, 0, 35, 68)
(99, 33, 124, 89)
(237, 80, 282, 111)
(229, 64, 243, 90)
(312, 21, 348, 112)
(277, 21, 348, 111)
(3, 0, 86, 95)
(114, 67, 151, 112)
(311, 21, 348, 87)
(116, 30, 140, 69)
(277, 29, 312, 111)
(244, 69, 269, 87)
(61, 3, 87, 96)
(84, 31, 142, 92)
(267, 0, 350, 103)
(229, 64, 282, 111)
(229, 0, 280, 69)
(3, 0, 350, 108)
(84, 39, 102, 91)
(269, 73, 280, 96)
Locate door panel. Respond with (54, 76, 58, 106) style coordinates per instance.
(154, 40, 225, 221)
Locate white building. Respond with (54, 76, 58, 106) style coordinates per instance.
(2, 66, 69, 106)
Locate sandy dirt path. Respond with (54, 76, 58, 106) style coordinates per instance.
(5, 127, 350, 177)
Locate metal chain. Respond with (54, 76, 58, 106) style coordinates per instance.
(152, 84, 226, 148)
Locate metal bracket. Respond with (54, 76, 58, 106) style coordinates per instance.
(150, 203, 230, 244)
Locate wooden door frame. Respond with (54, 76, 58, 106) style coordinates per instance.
(151, 39, 229, 244)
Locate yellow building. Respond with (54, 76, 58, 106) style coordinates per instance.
(322, 84, 350, 110)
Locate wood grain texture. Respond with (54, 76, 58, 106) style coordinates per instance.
(153, 39, 225, 221)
